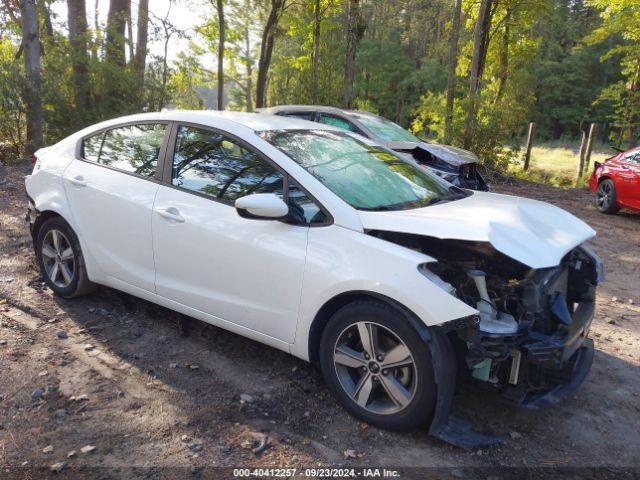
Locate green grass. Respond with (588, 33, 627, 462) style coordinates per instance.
(507, 143, 612, 188)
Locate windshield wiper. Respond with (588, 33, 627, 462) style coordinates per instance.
(360, 205, 403, 212)
(427, 192, 468, 206)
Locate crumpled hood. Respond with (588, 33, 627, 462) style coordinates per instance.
(385, 141, 478, 166)
(358, 191, 596, 269)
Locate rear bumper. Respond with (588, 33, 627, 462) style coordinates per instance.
(25, 193, 38, 238)
(588, 161, 602, 193)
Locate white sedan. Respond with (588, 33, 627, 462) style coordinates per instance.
(25, 111, 602, 438)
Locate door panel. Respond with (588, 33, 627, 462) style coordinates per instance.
(611, 155, 639, 208)
(63, 159, 159, 291)
(151, 124, 310, 343)
(62, 122, 168, 291)
(152, 186, 308, 342)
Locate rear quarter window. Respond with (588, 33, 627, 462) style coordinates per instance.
(81, 123, 166, 178)
(83, 133, 103, 162)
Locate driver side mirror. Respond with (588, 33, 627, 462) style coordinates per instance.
(235, 193, 289, 220)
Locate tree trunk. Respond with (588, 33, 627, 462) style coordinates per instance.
(91, 0, 99, 60)
(495, 4, 510, 103)
(105, 0, 128, 67)
(67, 0, 91, 111)
(216, 0, 225, 110)
(133, 0, 148, 80)
(126, 4, 133, 62)
(256, 0, 286, 109)
(20, 0, 43, 156)
(628, 63, 640, 148)
(444, 0, 462, 145)
(244, 1, 253, 112)
(159, 31, 170, 109)
(310, 0, 321, 103)
(39, 0, 54, 38)
(463, 0, 493, 149)
(343, 0, 361, 109)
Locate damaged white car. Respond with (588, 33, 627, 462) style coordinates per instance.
(25, 111, 602, 446)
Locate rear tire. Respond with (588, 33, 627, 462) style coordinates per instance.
(319, 300, 437, 431)
(35, 217, 96, 298)
(595, 178, 619, 214)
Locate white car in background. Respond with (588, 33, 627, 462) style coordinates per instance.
(263, 105, 489, 191)
(25, 111, 602, 446)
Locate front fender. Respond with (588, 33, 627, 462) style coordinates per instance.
(291, 225, 477, 360)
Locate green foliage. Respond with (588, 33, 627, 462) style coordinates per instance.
(585, 0, 640, 147)
(0, 40, 25, 162)
(167, 48, 212, 109)
(531, 0, 620, 140)
(0, 0, 635, 183)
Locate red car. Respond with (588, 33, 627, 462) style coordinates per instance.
(589, 147, 640, 214)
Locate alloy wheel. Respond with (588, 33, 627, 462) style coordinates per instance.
(41, 229, 75, 288)
(333, 321, 417, 415)
(596, 181, 612, 210)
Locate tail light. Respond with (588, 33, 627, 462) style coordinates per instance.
(31, 154, 41, 171)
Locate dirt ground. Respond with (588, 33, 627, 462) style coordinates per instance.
(1, 163, 639, 478)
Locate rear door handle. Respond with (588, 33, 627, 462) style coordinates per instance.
(156, 207, 185, 223)
(69, 175, 86, 187)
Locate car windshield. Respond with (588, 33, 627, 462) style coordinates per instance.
(260, 130, 456, 211)
(354, 115, 421, 142)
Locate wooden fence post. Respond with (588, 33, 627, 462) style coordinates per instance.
(585, 123, 597, 172)
(577, 123, 597, 180)
(523, 122, 536, 171)
(577, 127, 588, 179)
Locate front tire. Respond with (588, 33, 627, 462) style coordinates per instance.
(596, 178, 619, 214)
(319, 300, 437, 431)
(36, 217, 95, 298)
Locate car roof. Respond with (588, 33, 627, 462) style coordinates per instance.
(264, 105, 382, 120)
(80, 110, 338, 135)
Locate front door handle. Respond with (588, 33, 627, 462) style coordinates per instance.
(69, 175, 86, 187)
(156, 207, 185, 223)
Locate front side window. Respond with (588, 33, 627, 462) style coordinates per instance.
(261, 130, 454, 211)
(89, 123, 166, 177)
(354, 114, 420, 142)
(172, 126, 284, 202)
(287, 181, 327, 224)
(623, 150, 640, 165)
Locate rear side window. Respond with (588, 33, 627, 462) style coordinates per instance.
(82, 123, 166, 178)
(317, 113, 360, 134)
(172, 125, 284, 202)
(282, 112, 315, 121)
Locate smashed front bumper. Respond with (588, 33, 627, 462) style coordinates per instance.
(517, 338, 594, 409)
(493, 246, 601, 408)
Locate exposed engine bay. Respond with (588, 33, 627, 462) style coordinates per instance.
(393, 145, 489, 191)
(369, 230, 601, 409)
